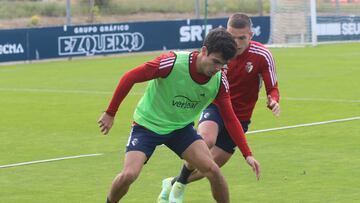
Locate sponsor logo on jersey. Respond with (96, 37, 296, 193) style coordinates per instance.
(245, 62, 254, 73)
(172, 95, 199, 109)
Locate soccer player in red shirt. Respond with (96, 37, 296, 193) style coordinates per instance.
(159, 13, 279, 203)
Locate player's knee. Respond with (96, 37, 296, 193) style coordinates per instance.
(199, 131, 217, 148)
(200, 162, 221, 178)
(118, 169, 139, 185)
(208, 163, 221, 176)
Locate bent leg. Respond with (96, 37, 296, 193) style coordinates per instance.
(197, 120, 219, 148)
(184, 120, 230, 183)
(176, 120, 219, 182)
(108, 151, 147, 203)
(188, 146, 232, 183)
(182, 140, 229, 203)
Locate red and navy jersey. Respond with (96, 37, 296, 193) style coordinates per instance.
(226, 41, 280, 121)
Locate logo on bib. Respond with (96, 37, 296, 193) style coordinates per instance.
(172, 95, 199, 109)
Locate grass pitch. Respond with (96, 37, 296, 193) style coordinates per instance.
(0, 43, 359, 203)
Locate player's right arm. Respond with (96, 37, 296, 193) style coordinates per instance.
(214, 72, 260, 180)
(98, 52, 175, 135)
(256, 43, 280, 117)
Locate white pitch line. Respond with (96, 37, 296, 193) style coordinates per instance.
(282, 97, 360, 103)
(0, 87, 144, 95)
(0, 87, 112, 95)
(247, 116, 360, 134)
(1, 117, 359, 169)
(259, 96, 360, 103)
(0, 153, 103, 169)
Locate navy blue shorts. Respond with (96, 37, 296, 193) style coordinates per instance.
(199, 104, 251, 154)
(125, 123, 203, 161)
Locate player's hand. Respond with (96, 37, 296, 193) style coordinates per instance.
(246, 156, 261, 180)
(98, 112, 114, 135)
(267, 95, 280, 117)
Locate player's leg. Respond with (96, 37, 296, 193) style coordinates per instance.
(106, 125, 163, 203)
(181, 139, 229, 203)
(198, 120, 220, 148)
(172, 105, 222, 185)
(187, 120, 251, 182)
(210, 146, 233, 168)
(187, 146, 233, 182)
(107, 151, 147, 203)
(158, 105, 222, 202)
(165, 123, 229, 203)
(171, 120, 219, 185)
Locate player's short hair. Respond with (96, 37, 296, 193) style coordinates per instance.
(227, 13, 252, 29)
(203, 27, 237, 61)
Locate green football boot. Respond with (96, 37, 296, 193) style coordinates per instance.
(157, 177, 173, 203)
(168, 182, 186, 203)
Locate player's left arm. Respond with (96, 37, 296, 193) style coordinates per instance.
(98, 52, 174, 135)
(260, 48, 280, 117)
(214, 73, 260, 180)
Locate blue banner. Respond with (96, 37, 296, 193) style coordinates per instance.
(0, 16, 270, 63)
(317, 16, 360, 42)
(0, 29, 28, 62)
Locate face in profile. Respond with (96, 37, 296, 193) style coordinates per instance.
(200, 47, 228, 77)
(227, 26, 253, 55)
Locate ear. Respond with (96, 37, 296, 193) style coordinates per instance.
(249, 31, 254, 39)
(201, 46, 208, 55)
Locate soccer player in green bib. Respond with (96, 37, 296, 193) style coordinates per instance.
(98, 27, 260, 203)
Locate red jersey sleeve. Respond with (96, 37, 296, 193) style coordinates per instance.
(105, 52, 176, 116)
(213, 72, 252, 158)
(258, 46, 280, 103)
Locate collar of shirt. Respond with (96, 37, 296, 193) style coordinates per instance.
(189, 51, 212, 84)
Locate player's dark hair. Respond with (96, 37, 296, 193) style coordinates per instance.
(203, 27, 237, 61)
(227, 13, 252, 29)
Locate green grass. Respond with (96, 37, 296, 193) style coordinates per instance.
(0, 43, 360, 202)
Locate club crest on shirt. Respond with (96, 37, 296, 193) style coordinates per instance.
(245, 62, 253, 73)
(203, 112, 210, 119)
(222, 68, 228, 75)
(131, 138, 139, 146)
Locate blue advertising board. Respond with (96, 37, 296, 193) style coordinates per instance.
(0, 16, 270, 63)
(317, 16, 360, 42)
(0, 29, 28, 62)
